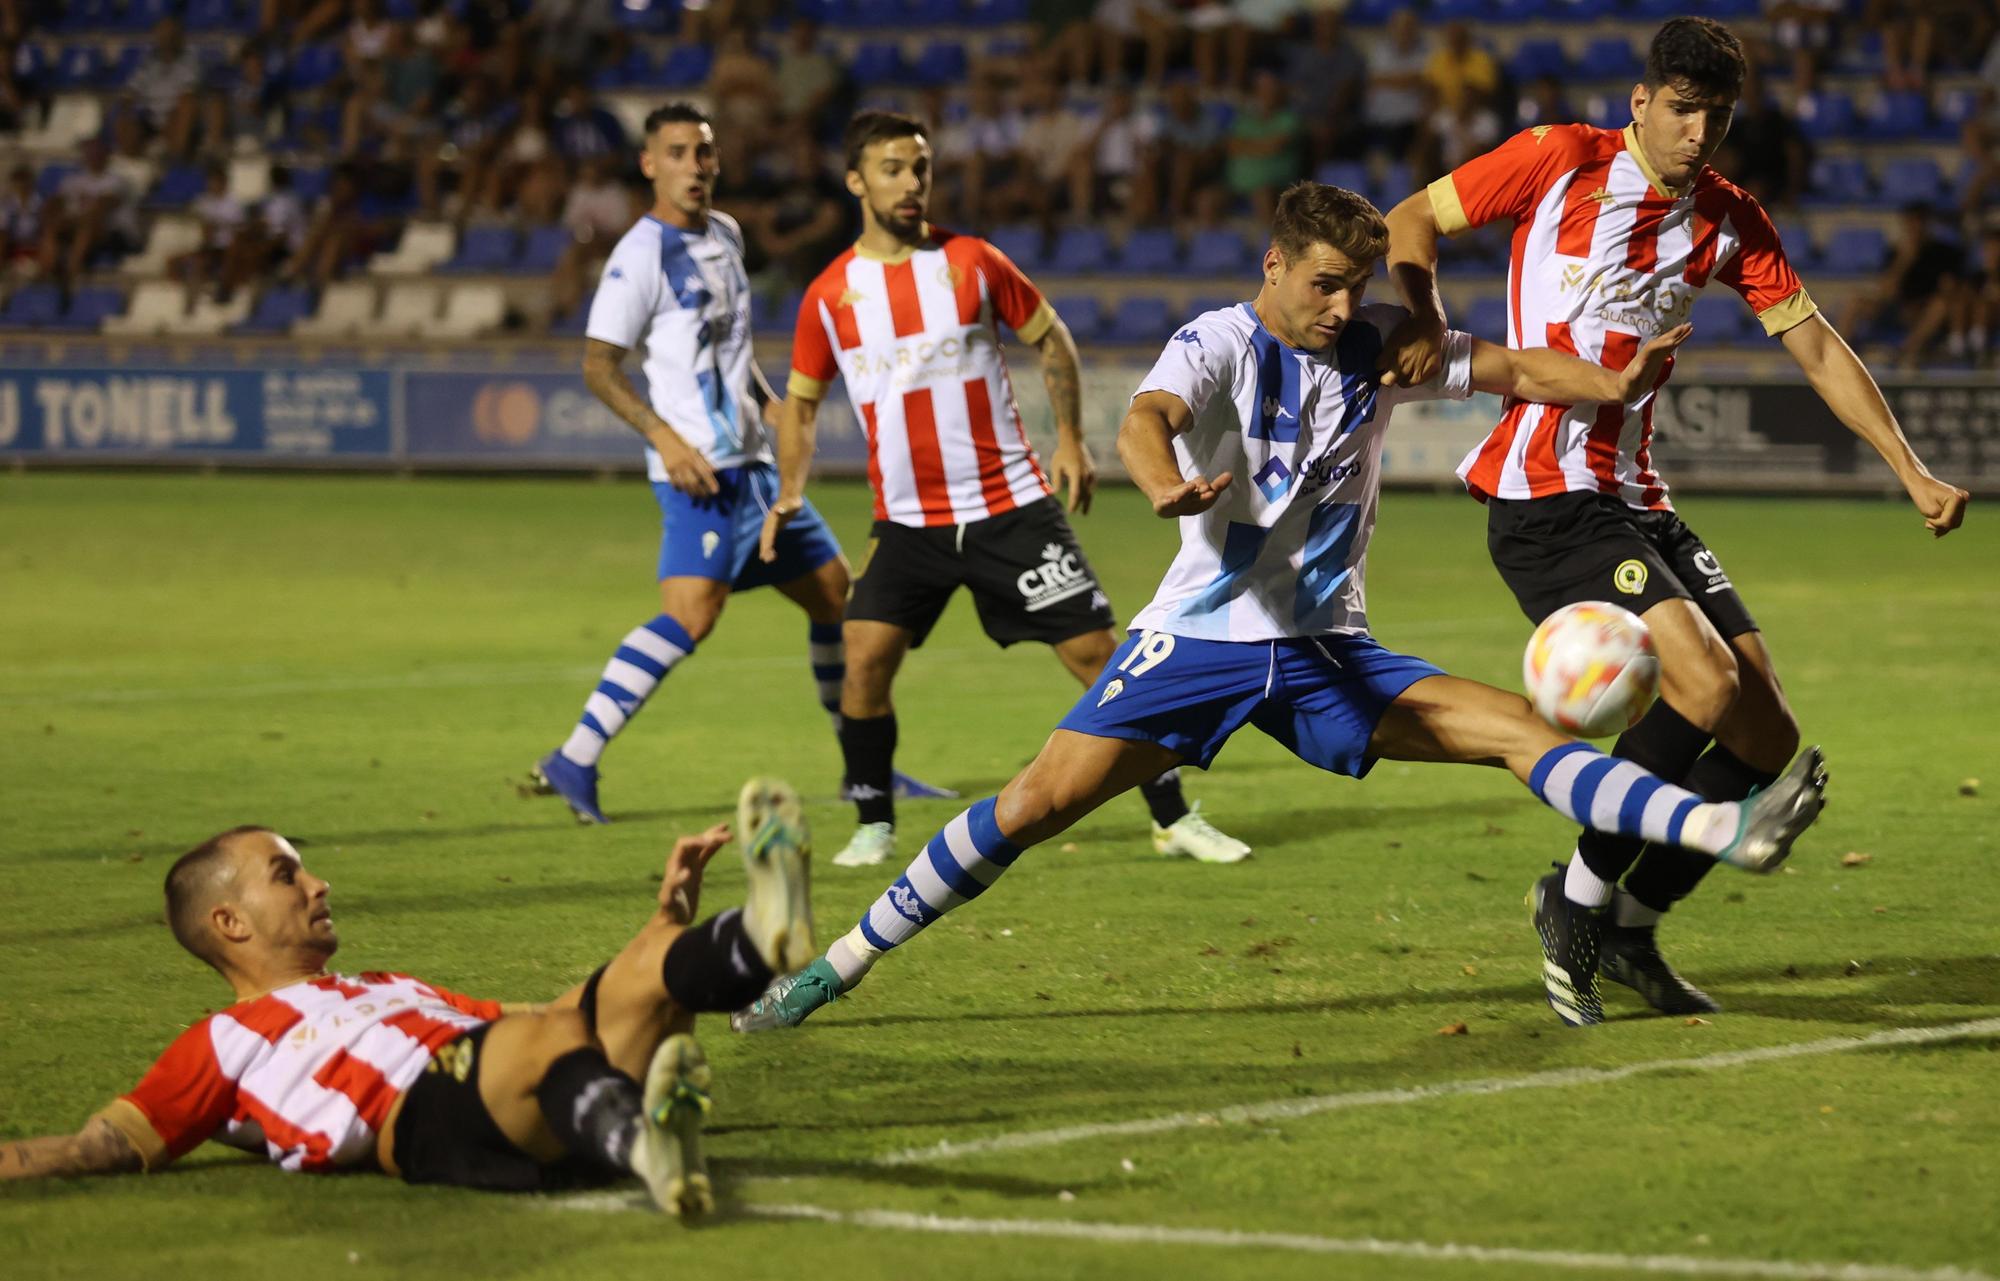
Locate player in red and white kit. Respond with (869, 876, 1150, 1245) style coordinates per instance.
(760, 110, 1249, 872)
(0, 780, 817, 1216)
(1383, 17, 1968, 1026)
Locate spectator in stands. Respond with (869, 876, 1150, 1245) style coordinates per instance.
(1837, 202, 1970, 370)
(1090, 0, 1179, 89)
(0, 163, 42, 278)
(774, 20, 846, 131)
(549, 152, 634, 329)
(1961, 26, 2000, 220)
(1004, 75, 1089, 227)
(1156, 77, 1227, 224)
(107, 110, 161, 201)
(343, 0, 395, 65)
(1424, 21, 1500, 117)
(344, 24, 440, 166)
(936, 76, 1025, 229)
(41, 137, 142, 292)
(0, 32, 48, 134)
(1764, 0, 1843, 97)
(1865, 0, 1933, 93)
(282, 163, 368, 290)
(1364, 9, 1429, 167)
(708, 28, 780, 152)
(204, 38, 285, 155)
(1425, 82, 1502, 180)
(219, 165, 307, 303)
(1226, 69, 1301, 223)
(1071, 83, 1159, 223)
(482, 85, 564, 227)
(124, 17, 203, 161)
(422, 74, 516, 223)
(1183, 0, 1299, 93)
(738, 126, 850, 292)
(524, 0, 614, 85)
(1513, 73, 1572, 131)
(1285, 8, 1368, 166)
(551, 81, 627, 169)
(176, 161, 247, 302)
(1715, 66, 1809, 210)
(1960, 227, 2000, 365)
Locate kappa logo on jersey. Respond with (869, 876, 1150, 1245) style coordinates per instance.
(1017, 542, 1098, 613)
(607, 267, 624, 280)
(1532, 125, 1554, 143)
(1097, 678, 1125, 708)
(838, 287, 866, 309)
(1173, 327, 1203, 347)
(888, 882, 927, 924)
(1261, 396, 1296, 421)
(701, 530, 721, 559)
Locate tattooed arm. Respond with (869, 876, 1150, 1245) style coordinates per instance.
(1033, 315, 1096, 514)
(0, 1116, 145, 1179)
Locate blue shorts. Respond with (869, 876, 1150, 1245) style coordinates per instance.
(653, 462, 840, 590)
(1056, 631, 1445, 777)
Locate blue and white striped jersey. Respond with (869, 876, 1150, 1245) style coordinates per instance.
(1127, 302, 1474, 641)
(586, 210, 769, 477)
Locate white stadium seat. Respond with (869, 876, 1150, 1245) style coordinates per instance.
(101, 281, 188, 337)
(368, 222, 457, 276)
(227, 157, 271, 204)
(180, 289, 256, 336)
(19, 93, 104, 152)
(377, 281, 442, 336)
(121, 215, 203, 277)
(291, 281, 378, 338)
(433, 283, 506, 338)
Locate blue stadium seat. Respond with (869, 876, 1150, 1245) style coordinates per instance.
(1375, 162, 1413, 210)
(1050, 227, 1111, 275)
(1821, 226, 1890, 276)
(1550, 0, 1621, 17)
(105, 44, 147, 88)
(755, 289, 803, 335)
(1188, 296, 1238, 321)
(234, 285, 314, 334)
(1806, 154, 1871, 206)
(518, 225, 571, 273)
(962, 0, 1027, 23)
(1187, 228, 1251, 275)
(1864, 91, 1929, 140)
(36, 165, 75, 198)
(1686, 295, 1747, 346)
(1506, 39, 1569, 84)
(117, 0, 176, 30)
(551, 292, 594, 337)
(1773, 220, 1818, 271)
(1118, 228, 1179, 276)
(1106, 297, 1174, 346)
(658, 44, 713, 88)
(291, 167, 332, 204)
(52, 0, 115, 30)
(1464, 297, 1511, 342)
(444, 226, 520, 273)
(1794, 92, 1858, 141)
(1579, 36, 1640, 81)
(1879, 157, 1946, 208)
(908, 0, 965, 22)
(0, 283, 64, 328)
(148, 165, 208, 209)
(986, 225, 1045, 274)
(850, 0, 903, 26)
(911, 41, 969, 87)
(1345, 0, 1399, 24)
(186, 0, 249, 34)
(288, 43, 342, 91)
(613, 0, 678, 34)
(850, 42, 903, 87)
(1486, 0, 1552, 21)
(51, 46, 105, 89)
(1429, 0, 1496, 20)
(1835, 30, 1885, 76)
(1047, 295, 1103, 338)
(1313, 161, 1370, 194)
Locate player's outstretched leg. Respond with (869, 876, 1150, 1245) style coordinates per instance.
(733, 731, 1180, 1032)
(531, 614, 699, 824)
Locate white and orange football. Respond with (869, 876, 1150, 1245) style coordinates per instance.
(1522, 601, 1660, 739)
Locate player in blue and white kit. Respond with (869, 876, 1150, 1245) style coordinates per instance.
(733, 182, 1829, 1030)
(530, 102, 945, 822)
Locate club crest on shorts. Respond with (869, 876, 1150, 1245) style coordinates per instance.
(1098, 678, 1125, 708)
(701, 530, 721, 559)
(1613, 558, 1648, 595)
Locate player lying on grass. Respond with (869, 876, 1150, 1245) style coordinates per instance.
(734, 181, 1829, 1033)
(0, 780, 815, 1216)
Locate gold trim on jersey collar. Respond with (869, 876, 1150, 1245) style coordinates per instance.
(853, 223, 933, 264)
(1622, 124, 1691, 200)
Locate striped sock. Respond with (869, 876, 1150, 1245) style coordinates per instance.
(1528, 743, 1740, 857)
(826, 796, 1023, 986)
(809, 621, 844, 731)
(558, 615, 694, 768)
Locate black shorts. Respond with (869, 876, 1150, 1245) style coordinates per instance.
(392, 1024, 594, 1193)
(846, 497, 1117, 648)
(1485, 491, 1759, 639)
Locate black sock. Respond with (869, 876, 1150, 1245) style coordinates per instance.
(535, 1047, 643, 1175)
(661, 907, 776, 1012)
(1137, 767, 1190, 827)
(1623, 744, 1779, 912)
(840, 712, 897, 827)
(1575, 699, 1714, 882)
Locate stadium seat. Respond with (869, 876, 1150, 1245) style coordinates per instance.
(118, 0, 176, 30)
(180, 289, 255, 336)
(17, 93, 105, 152)
(1773, 219, 1818, 270)
(1878, 157, 1946, 207)
(292, 281, 378, 338)
(50, 287, 126, 332)
(518, 225, 572, 273)
(51, 46, 105, 90)
(1345, 0, 1399, 23)
(0, 283, 64, 328)
(1864, 91, 1929, 141)
(53, 0, 114, 30)
(287, 43, 342, 91)
(1579, 36, 1641, 81)
(911, 41, 969, 87)
(120, 214, 204, 276)
(1117, 228, 1179, 276)
(1187, 228, 1252, 276)
(1820, 227, 1890, 276)
(1464, 297, 1511, 342)
(1548, 0, 1621, 17)
(1506, 39, 1569, 84)
(233, 284, 314, 334)
(1486, 0, 1553, 21)
(850, 0, 902, 25)
(377, 282, 442, 337)
(850, 42, 904, 86)
(986, 225, 1045, 274)
(1806, 154, 1872, 206)
(612, 0, 678, 34)
(551, 292, 594, 336)
(1686, 295, 1747, 346)
(105, 45, 147, 88)
(1106, 296, 1173, 346)
(227, 156, 271, 203)
(657, 44, 713, 88)
(443, 226, 519, 273)
(435, 284, 507, 338)
(1934, 86, 1980, 141)
(1051, 227, 1112, 275)
(369, 222, 457, 276)
(754, 289, 803, 336)
(1794, 92, 1858, 141)
(1047, 295, 1103, 339)
(186, 0, 249, 33)
(963, 0, 1027, 21)
(147, 165, 209, 210)
(1187, 297, 1239, 322)
(1313, 161, 1371, 194)
(291, 167, 332, 204)
(1428, 0, 1494, 20)
(36, 165, 75, 199)
(909, 0, 965, 22)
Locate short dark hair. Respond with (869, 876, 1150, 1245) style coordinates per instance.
(165, 825, 271, 968)
(843, 109, 927, 173)
(1643, 17, 1745, 101)
(1270, 181, 1387, 266)
(643, 101, 710, 136)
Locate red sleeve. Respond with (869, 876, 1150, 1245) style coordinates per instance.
(788, 275, 841, 399)
(975, 239, 1053, 339)
(1429, 124, 1599, 234)
(1711, 192, 1816, 335)
(121, 1018, 236, 1164)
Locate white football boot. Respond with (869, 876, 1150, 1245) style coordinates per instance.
(832, 820, 895, 868)
(632, 1033, 713, 1218)
(1151, 802, 1252, 864)
(736, 776, 816, 973)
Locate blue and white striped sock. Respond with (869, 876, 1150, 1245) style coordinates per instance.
(558, 615, 694, 768)
(1529, 742, 1738, 856)
(809, 621, 844, 731)
(825, 796, 1023, 986)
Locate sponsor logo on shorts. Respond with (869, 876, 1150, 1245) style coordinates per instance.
(1614, 558, 1649, 595)
(427, 1037, 475, 1082)
(1097, 678, 1125, 708)
(1017, 541, 1098, 613)
(1692, 549, 1733, 594)
(701, 530, 721, 559)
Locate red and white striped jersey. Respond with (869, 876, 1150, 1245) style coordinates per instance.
(1430, 123, 1818, 509)
(100, 971, 500, 1173)
(788, 227, 1055, 527)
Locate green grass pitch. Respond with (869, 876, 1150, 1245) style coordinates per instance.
(1, 472, 1995, 1280)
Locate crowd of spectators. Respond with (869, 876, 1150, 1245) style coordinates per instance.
(0, 0, 1997, 363)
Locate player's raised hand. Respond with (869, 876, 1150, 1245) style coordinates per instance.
(1151, 471, 1233, 518)
(1616, 323, 1693, 403)
(1908, 473, 1970, 538)
(1378, 309, 1447, 389)
(660, 822, 733, 923)
(758, 496, 803, 562)
(1050, 436, 1098, 515)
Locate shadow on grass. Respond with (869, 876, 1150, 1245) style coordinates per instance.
(713, 1155, 1080, 1201)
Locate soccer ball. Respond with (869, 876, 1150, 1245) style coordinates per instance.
(1522, 601, 1660, 738)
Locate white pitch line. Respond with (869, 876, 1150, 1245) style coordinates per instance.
(875, 1016, 2000, 1167)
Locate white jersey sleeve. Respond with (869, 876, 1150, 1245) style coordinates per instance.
(584, 230, 662, 351)
(1357, 302, 1474, 407)
(1131, 312, 1240, 427)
